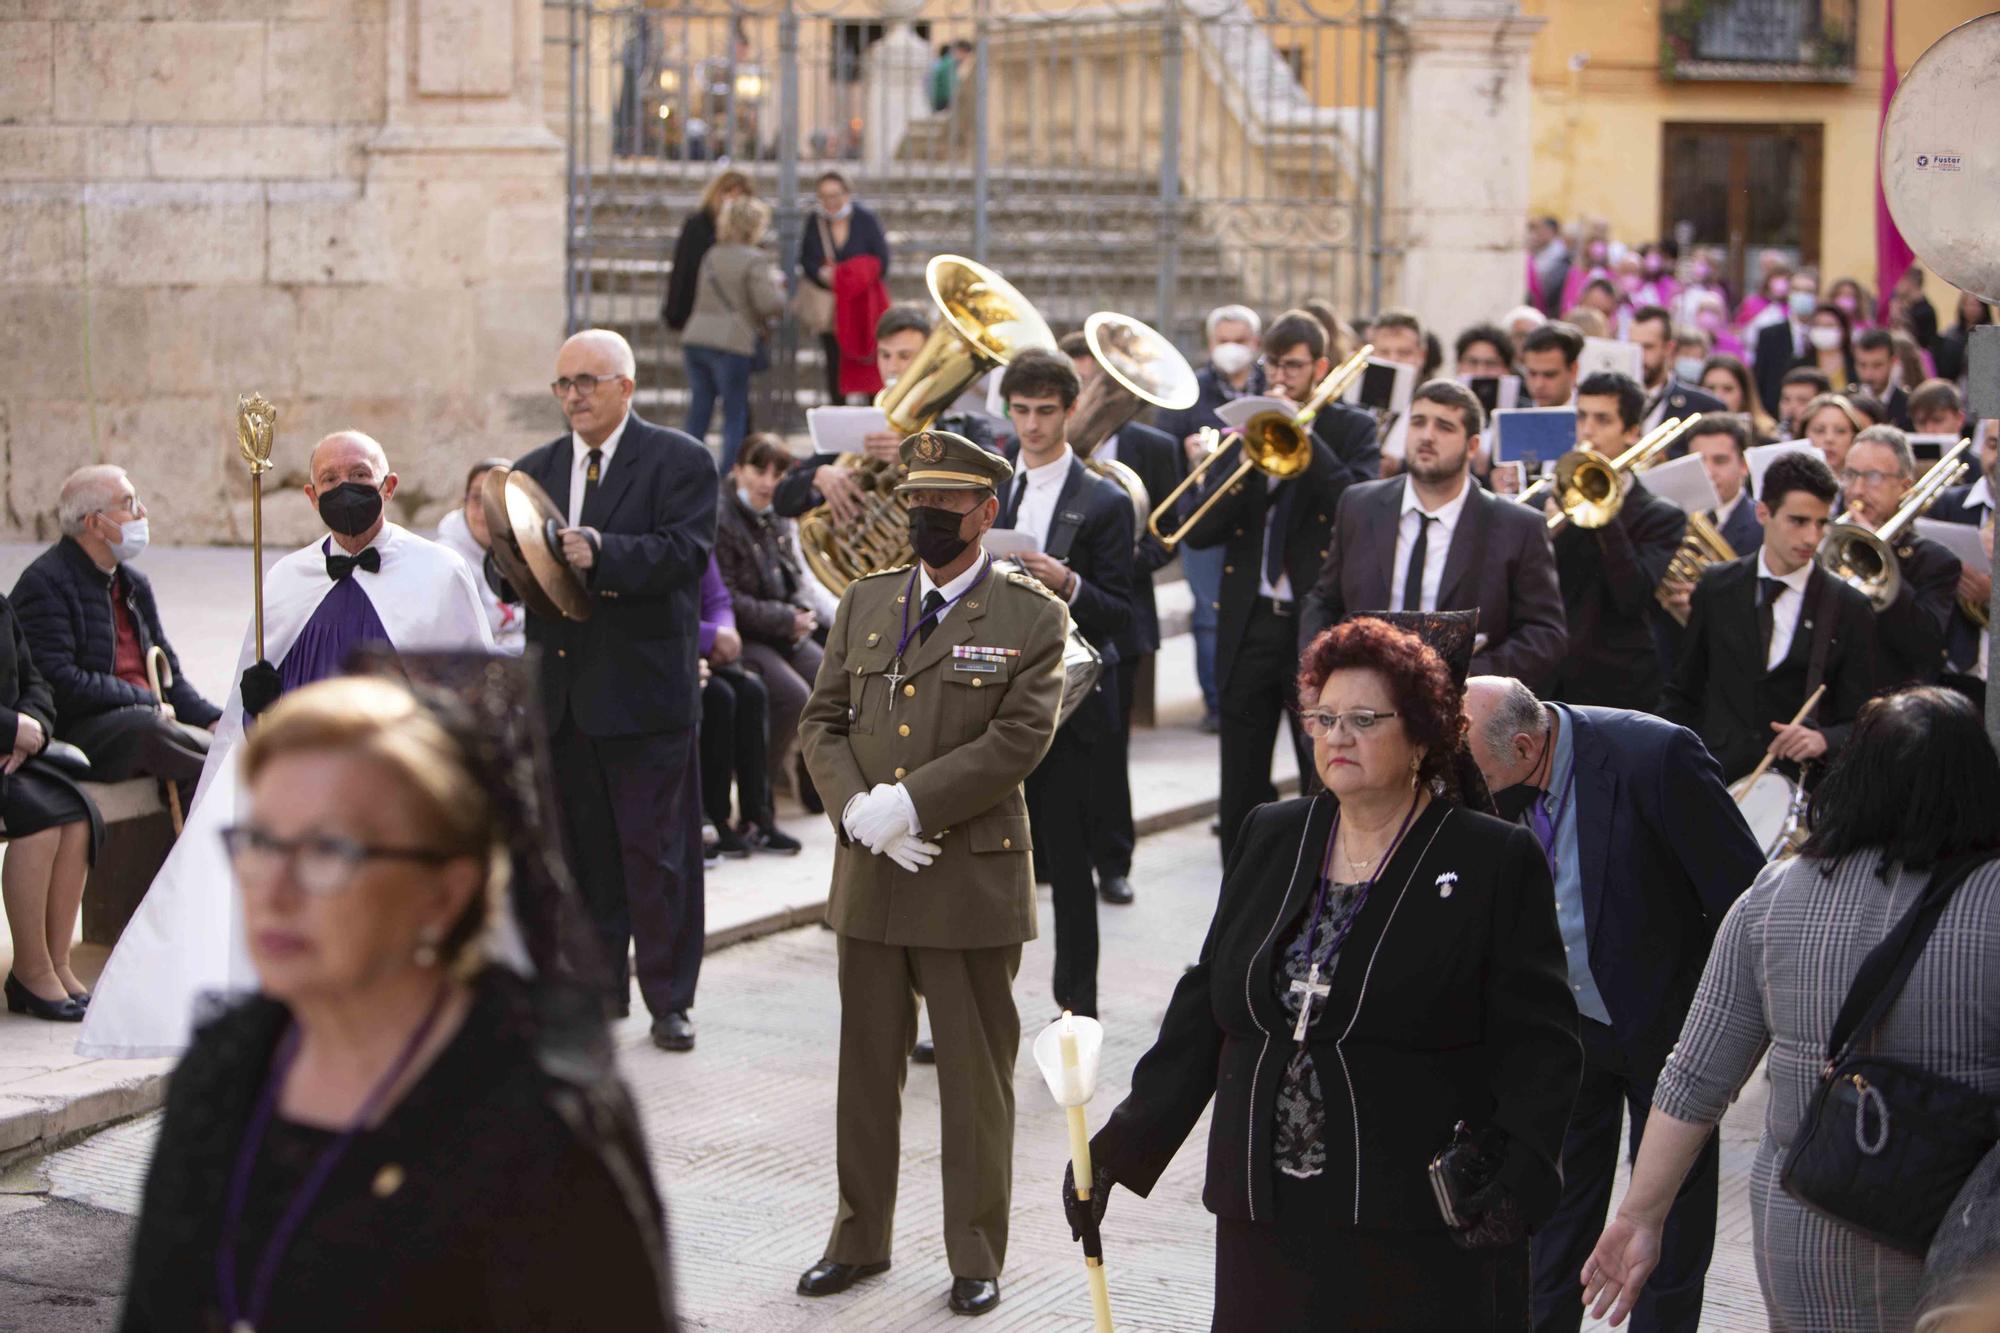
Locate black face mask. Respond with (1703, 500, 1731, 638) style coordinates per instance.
(908, 504, 973, 568)
(1489, 782, 1540, 823)
(317, 482, 383, 537)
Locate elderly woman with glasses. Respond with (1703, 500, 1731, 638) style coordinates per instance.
(118, 673, 675, 1331)
(1065, 616, 1581, 1330)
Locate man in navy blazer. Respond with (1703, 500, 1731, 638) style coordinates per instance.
(993, 351, 1135, 1013)
(1465, 677, 1763, 1333)
(501, 329, 719, 1051)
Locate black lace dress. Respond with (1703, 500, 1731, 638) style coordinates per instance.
(118, 970, 674, 1332)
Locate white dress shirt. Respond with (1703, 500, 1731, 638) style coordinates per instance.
(1712, 489, 1747, 533)
(1757, 549, 1813, 672)
(1095, 432, 1120, 465)
(567, 413, 631, 528)
(1387, 475, 1472, 612)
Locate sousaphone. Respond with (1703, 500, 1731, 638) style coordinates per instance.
(1071, 312, 1200, 536)
(480, 465, 591, 621)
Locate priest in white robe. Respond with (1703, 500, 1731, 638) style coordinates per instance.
(77, 431, 493, 1058)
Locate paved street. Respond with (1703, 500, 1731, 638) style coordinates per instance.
(0, 819, 1774, 1331)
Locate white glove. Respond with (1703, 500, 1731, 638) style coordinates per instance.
(883, 831, 942, 873)
(845, 782, 917, 854)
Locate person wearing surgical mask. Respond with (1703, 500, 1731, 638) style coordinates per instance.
(1805, 305, 1858, 394)
(9, 464, 222, 793)
(1751, 267, 1822, 418)
(1154, 302, 1269, 733)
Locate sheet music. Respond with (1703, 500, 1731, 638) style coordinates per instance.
(1643, 453, 1723, 516)
(1745, 440, 1821, 495)
(806, 405, 891, 455)
(983, 528, 1044, 559)
(1215, 395, 1294, 430)
(1915, 518, 1991, 576)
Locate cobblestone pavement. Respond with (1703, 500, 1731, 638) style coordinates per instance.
(23, 819, 1772, 1331)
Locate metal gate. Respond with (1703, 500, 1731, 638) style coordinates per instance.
(545, 0, 1392, 431)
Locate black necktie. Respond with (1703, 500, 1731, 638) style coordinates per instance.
(1264, 482, 1295, 585)
(581, 448, 603, 521)
(919, 589, 946, 644)
(1401, 514, 1436, 612)
(1757, 576, 1785, 661)
(326, 546, 381, 582)
(1001, 476, 1026, 529)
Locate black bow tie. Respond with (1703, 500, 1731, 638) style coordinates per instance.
(326, 547, 381, 582)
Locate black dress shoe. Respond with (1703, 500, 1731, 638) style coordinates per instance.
(797, 1258, 889, 1297)
(5, 974, 83, 1022)
(1098, 875, 1135, 905)
(910, 1039, 935, 1064)
(66, 989, 90, 1009)
(651, 1011, 695, 1051)
(948, 1277, 1000, 1316)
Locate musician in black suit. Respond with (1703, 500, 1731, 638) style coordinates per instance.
(1156, 305, 1268, 731)
(1852, 329, 1914, 430)
(1628, 306, 1726, 439)
(1655, 415, 1763, 668)
(991, 350, 1135, 1016)
(1751, 272, 1819, 418)
(1839, 426, 1961, 688)
(1180, 310, 1377, 864)
(1060, 331, 1186, 904)
(1928, 423, 1994, 696)
(1660, 452, 1876, 783)
(1463, 678, 1763, 1333)
(1301, 379, 1567, 692)
(1547, 373, 1687, 712)
(501, 330, 718, 1050)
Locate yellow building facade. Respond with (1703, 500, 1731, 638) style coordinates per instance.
(1522, 0, 1987, 308)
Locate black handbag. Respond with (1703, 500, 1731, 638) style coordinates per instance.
(1781, 854, 2000, 1255)
(1428, 1121, 1528, 1250)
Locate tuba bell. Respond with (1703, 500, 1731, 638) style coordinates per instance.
(796, 256, 1054, 597)
(1070, 312, 1200, 539)
(1815, 436, 1973, 611)
(1146, 345, 1374, 550)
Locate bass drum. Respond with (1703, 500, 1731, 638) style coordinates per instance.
(1735, 771, 1807, 862)
(994, 558, 1102, 728)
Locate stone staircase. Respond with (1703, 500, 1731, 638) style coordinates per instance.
(567, 161, 1243, 423)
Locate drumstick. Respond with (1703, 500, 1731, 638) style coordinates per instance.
(1732, 684, 1826, 801)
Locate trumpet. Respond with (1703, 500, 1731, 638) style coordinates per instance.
(1146, 345, 1374, 550)
(1518, 416, 1691, 533)
(1815, 437, 1974, 611)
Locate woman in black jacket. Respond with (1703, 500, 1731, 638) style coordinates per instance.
(1068, 617, 1581, 1330)
(661, 168, 752, 334)
(0, 592, 99, 1020)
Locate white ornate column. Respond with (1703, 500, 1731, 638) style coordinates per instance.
(862, 0, 937, 174)
(1380, 0, 1544, 338)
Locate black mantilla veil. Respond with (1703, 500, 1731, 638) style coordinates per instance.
(1335, 609, 1497, 817)
(346, 646, 613, 1050)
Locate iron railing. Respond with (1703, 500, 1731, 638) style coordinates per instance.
(545, 0, 1391, 434)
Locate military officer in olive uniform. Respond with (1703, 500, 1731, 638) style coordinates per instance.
(796, 430, 1070, 1320)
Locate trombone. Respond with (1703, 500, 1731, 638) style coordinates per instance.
(1146, 345, 1374, 550)
(1815, 437, 1973, 611)
(1518, 416, 1691, 533)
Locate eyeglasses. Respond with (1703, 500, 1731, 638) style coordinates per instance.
(550, 373, 626, 399)
(221, 824, 457, 897)
(1840, 468, 1903, 489)
(1299, 708, 1401, 738)
(1263, 357, 1316, 373)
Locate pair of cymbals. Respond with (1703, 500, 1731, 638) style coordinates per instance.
(479, 466, 591, 621)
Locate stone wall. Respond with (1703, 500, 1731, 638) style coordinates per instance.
(0, 0, 565, 547)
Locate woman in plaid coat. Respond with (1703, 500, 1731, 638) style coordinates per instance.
(1579, 686, 2000, 1331)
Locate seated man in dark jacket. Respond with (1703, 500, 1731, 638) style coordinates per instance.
(11, 466, 219, 788)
